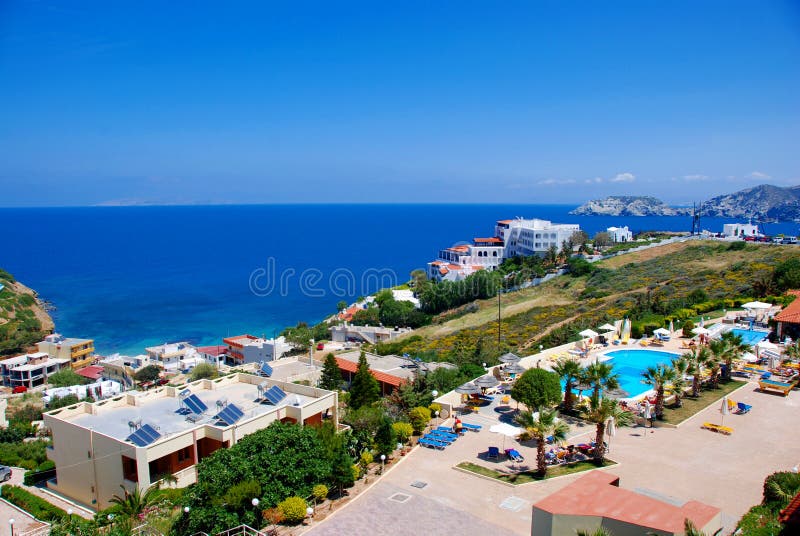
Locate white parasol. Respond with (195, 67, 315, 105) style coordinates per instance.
(742, 301, 772, 310)
(720, 396, 729, 426)
(489, 422, 523, 451)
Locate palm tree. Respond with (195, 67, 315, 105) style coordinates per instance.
(641, 364, 676, 419)
(710, 332, 747, 381)
(785, 342, 800, 360)
(669, 357, 689, 408)
(683, 518, 707, 536)
(515, 408, 570, 476)
(109, 484, 161, 519)
(576, 529, 614, 536)
(683, 346, 712, 398)
(580, 394, 633, 463)
(552, 359, 583, 412)
(581, 362, 620, 399)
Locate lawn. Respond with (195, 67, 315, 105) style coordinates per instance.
(457, 459, 616, 485)
(661, 379, 748, 425)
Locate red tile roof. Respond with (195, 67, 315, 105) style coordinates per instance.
(497, 219, 512, 224)
(447, 245, 470, 253)
(197, 345, 227, 357)
(223, 334, 258, 348)
(76, 365, 104, 380)
(775, 292, 800, 324)
(533, 472, 720, 534)
(334, 357, 406, 387)
(338, 305, 362, 321)
(780, 492, 800, 525)
(474, 237, 503, 243)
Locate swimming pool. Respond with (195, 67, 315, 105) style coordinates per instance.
(597, 349, 681, 398)
(728, 328, 768, 346)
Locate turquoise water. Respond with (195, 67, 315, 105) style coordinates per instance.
(729, 328, 768, 346)
(599, 349, 681, 398)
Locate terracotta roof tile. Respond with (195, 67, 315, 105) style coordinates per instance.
(780, 492, 800, 525)
(334, 357, 406, 387)
(76, 365, 104, 380)
(775, 293, 800, 324)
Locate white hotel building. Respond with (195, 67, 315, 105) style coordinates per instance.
(428, 218, 580, 281)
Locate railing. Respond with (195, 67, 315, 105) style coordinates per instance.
(190, 526, 270, 536)
(132, 525, 165, 536)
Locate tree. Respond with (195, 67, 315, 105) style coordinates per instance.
(576, 528, 614, 536)
(593, 231, 612, 249)
(580, 362, 619, 399)
(670, 357, 689, 408)
(329, 443, 355, 496)
(773, 258, 800, 292)
(374, 417, 396, 457)
(134, 365, 161, 384)
(551, 359, 582, 412)
(511, 369, 562, 410)
(189, 362, 218, 381)
(515, 408, 569, 475)
(710, 331, 748, 381)
(336, 300, 348, 312)
(683, 346, 712, 398)
(580, 395, 633, 463)
(641, 364, 676, 419)
(682, 320, 695, 338)
(47, 369, 88, 388)
(319, 353, 343, 391)
(109, 483, 161, 519)
(47, 394, 81, 409)
(348, 351, 380, 409)
(408, 406, 432, 434)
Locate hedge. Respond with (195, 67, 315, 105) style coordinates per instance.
(23, 460, 56, 485)
(0, 484, 68, 521)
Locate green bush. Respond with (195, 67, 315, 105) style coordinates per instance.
(763, 471, 800, 505)
(278, 496, 308, 524)
(392, 422, 413, 444)
(312, 484, 329, 503)
(1, 485, 68, 521)
(23, 460, 55, 485)
(408, 407, 432, 434)
(0, 440, 49, 468)
(222, 480, 262, 510)
(682, 320, 695, 338)
(189, 362, 219, 381)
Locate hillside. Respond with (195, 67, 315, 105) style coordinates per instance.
(386, 241, 799, 361)
(701, 183, 800, 221)
(570, 196, 691, 216)
(0, 269, 54, 356)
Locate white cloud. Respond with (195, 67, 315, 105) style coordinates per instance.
(584, 177, 604, 184)
(537, 178, 577, 185)
(610, 172, 635, 183)
(683, 174, 709, 181)
(748, 171, 771, 179)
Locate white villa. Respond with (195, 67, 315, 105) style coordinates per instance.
(606, 226, 633, 243)
(722, 222, 762, 238)
(427, 218, 580, 281)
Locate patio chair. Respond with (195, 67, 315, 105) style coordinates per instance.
(460, 422, 482, 432)
(737, 402, 752, 414)
(487, 446, 500, 459)
(505, 449, 524, 462)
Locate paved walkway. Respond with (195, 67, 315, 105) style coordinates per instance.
(307, 379, 800, 535)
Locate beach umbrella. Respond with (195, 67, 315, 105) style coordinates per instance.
(605, 388, 630, 399)
(598, 323, 617, 332)
(692, 327, 710, 336)
(720, 396, 729, 426)
(699, 317, 705, 328)
(756, 340, 778, 350)
(768, 355, 779, 370)
(653, 328, 670, 336)
(606, 416, 616, 452)
(474, 375, 500, 389)
(669, 320, 674, 333)
(455, 382, 481, 395)
(579, 329, 599, 339)
(642, 399, 652, 432)
(489, 422, 523, 451)
(498, 352, 521, 364)
(742, 301, 772, 310)
(504, 363, 526, 375)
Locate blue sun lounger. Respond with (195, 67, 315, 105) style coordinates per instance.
(737, 402, 752, 414)
(428, 431, 457, 442)
(460, 422, 482, 432)
(419, 437, 447, 450)
(505, 448, 524, 462)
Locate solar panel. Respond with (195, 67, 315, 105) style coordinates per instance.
(214, 403, 244, 426)
(126, 423, 162, 446)
(260, 363, 273, 377)
(263, 385, 287, 405)
(183, 394, 208, 414)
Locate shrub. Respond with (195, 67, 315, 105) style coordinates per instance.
(1, 485, 68, 521)
(763, 471, 800, 505)
(408, 407, 432, 434)
(189, 362, 219, 381)
(428, 403, 441, 415)
(392, 422, 413, 444)
(682, 320, 695, 338)
(222, 480, 262, 510)
(278, 496, 308, 524)
(359, 451, 373, 469)
(351, 463, 361, 480)
(312, 484, 328, 504)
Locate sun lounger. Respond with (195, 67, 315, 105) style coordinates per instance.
(505, 448, 524, 462)
(737, 402, 752, 414)
(436, 426, 456, 433)
(727, 399, 737, 412)
(487, 446, 500, 459)
(759, 378, 795, 396)
(702, 422, 734, 435)
(460, 422, 482, 432)
(419, 437, 447, 449)
(428, 431, 457, 442)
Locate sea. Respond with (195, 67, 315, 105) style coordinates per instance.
(1, 204, 797, 356)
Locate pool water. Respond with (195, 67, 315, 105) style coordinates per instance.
(728, 328, 768, 346)
(596, 349, 680, 398)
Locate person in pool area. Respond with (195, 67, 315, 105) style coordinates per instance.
(454, 418, 463, 435)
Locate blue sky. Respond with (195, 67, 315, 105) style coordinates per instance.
(1, 0, 798, 206)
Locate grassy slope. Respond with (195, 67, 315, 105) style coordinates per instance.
(0, 269, 53, 356)
(396, 241, 798, 359)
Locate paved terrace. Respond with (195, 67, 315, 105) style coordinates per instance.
(309, 378, 799, 535)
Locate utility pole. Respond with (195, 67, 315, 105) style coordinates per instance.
(497, 288, 501, 346)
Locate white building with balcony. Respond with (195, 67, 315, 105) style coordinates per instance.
(145, 342, 205, 373)
(427, 218, 580, 281)
(0, 352, 69, 389)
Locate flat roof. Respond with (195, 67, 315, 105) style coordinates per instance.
(50, 374, 327, 444)
(336, 351, 455, 382)
(534, 471, 720, 533)
(13, 357, 69, 371)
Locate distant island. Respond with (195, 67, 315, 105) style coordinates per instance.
(570, 196, 691, 216)
(572, 183, 800, 221)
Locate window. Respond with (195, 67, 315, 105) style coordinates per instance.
(492, 251, 498, 257)
(122, 456, 138, 482)
(177, 446, 192, 463)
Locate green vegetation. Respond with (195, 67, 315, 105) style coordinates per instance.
(348, 351, 380, 409)
(516, 408, 569, 475)
(457, 459, 616, 484)
(188, 362, 219, 381)
(736, 471, 800, 535)
(319, 352, 343, 391)
(660, 379, 746, 425)
(511, 368, 562, 411)
(0, 440, 49, 469)
(1, 484, 70, 521)
(0, 269, 50, 356)
(277, 496, 308, 524)
(47, 393, 81, 410)
(134, 365, 162, 383)
(47, 368, 89, 387)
